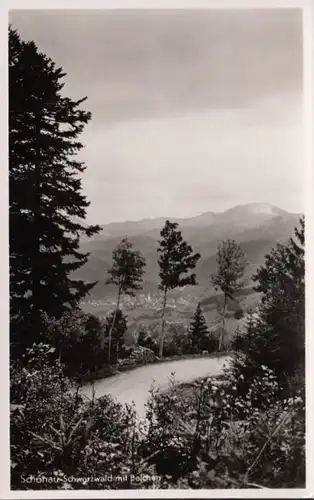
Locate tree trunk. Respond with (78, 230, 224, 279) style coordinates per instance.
(219, 293, 227, 351)
(108, 288, 121, 364)
(159, 288, 168, 358)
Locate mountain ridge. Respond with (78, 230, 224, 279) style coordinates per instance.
(88, 203, 301, 241)
(75, 203, 302, 299)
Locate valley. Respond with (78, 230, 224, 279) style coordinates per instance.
(78, 203, 300, 345)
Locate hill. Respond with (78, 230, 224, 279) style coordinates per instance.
(75, 203, 301, 299)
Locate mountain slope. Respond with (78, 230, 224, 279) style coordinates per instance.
(75, 203, 301, 298)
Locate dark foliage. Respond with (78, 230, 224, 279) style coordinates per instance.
(43, 310, 106, 376)
(9, 28, 100, 354)
(232, 217, 305, 390)
(190, 303, 209, 352)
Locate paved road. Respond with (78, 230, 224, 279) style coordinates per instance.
(80, 356, 231, 419)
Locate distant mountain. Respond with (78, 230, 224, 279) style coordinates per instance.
(74, 203, 302, 298)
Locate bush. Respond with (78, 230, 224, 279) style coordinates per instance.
(42, 310, 107, 376)
(10, 343, 147, 490)
(144, 366, 305, 489)
(234, 308, 244, 320)
(137, 327, 158, 354)
(10, 341, 305, 490)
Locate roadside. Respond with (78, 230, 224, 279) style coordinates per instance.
(79, 354, 232, 419)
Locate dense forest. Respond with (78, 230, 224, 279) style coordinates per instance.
(10, 27, 305, 490)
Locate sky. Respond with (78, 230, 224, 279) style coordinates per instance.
(9, 9, 304, 224)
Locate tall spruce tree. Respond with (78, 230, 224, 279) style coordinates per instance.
(106, 238, 146, 362)
(157, 220, 200, 358)
(190, 303, 209, 352)
(9, 27, 100, 352)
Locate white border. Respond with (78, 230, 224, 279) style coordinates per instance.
(1, 0, 313, 498)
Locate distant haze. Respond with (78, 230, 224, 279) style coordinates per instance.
(75, 202, 301, 298)
(9, 9, 304, 224)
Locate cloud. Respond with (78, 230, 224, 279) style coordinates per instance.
(80, 93, 303, 223)
(10, 9, 302, 123)
(9, 9, 303, 222)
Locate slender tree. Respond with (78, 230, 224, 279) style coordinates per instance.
(157, 220, 200, 358)
(9, 27, 100, 354)
(104, 309, 128, 363)
(210, 240, 247, 351)
(190, 303, 209, 352)
(106, 238, 146, 362)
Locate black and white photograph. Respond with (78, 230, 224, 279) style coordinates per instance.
(6, 3, 312, 495)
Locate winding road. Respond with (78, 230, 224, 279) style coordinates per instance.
(80, 355, 232, 419)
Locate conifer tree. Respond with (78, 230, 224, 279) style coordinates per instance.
(190, 303, 209, 352)
(157, 220, 200, 358)
(232, 217, 305, 388)
(106, 238, 146, 362)
(211, 240, 247, 351)
(250, 217, 304, 381)
(9, 27, 100, 353)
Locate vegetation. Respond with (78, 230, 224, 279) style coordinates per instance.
(190, 303, 209, 352)
(106, 238, 146, 362)
(232, 217, 305, 393)
(104, 309, 128, 363)
(137, 327, 158, 354)
(11, 333, 305, 489)
(9, 27, 100, 356)
(9, 27, 305, 491)
(157, 220, 200, 358)
(143, 368, 304, 489)
(11, 344, 143, 490)
(43, 309, 107, 376)
(211, 240, 247, 350)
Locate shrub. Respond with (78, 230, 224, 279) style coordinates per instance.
(144, 366, 305, 489)
(10, 343, 143, 490)
(137, 327, 158, 354)
(42, 310, 107, 376)
(234, 308, 244, 320)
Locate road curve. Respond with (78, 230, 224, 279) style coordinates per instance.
(80, 356, 231, 419)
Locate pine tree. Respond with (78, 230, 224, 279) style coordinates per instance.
(232, 217, 305, 388)
(210, 240, 247, 351)
(158, 220, 200, 358)
(9, 28, 100, 353)
(190, 303, 209, 352)
(104, 309, 128, 363)
(106, 238, 146, 362)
